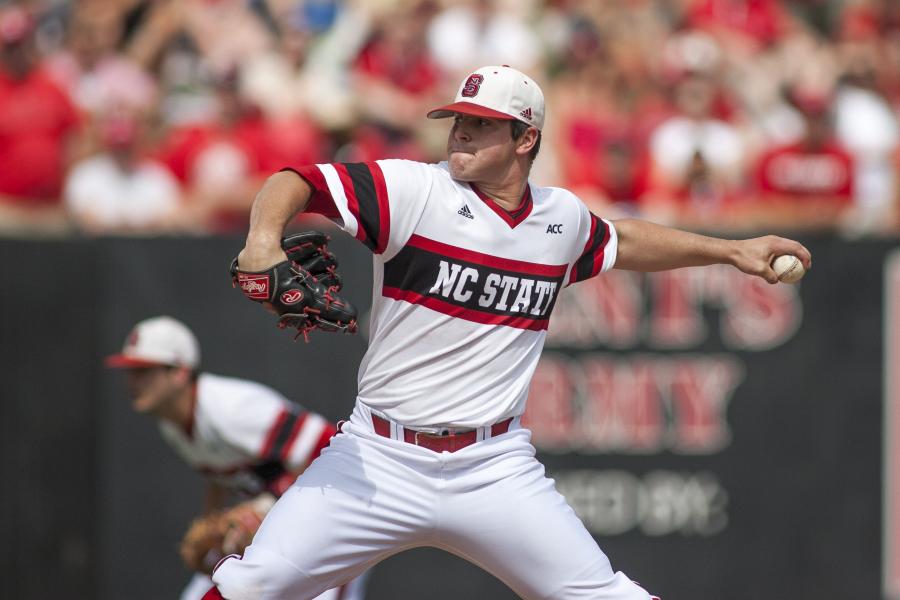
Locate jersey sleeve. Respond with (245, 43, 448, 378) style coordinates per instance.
(284, 159, 432, 255)
(566, 206, 618, 286)
(210, 384, 335, 471)
(256, 405, 336, 471)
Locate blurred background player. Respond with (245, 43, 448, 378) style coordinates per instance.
(105, 315, 367, 600)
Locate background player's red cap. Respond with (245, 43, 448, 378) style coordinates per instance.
(105, 316, 200, 369)
(427, 65, 545, 130)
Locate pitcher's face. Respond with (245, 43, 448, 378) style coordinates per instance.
(446, 115, 518, 182)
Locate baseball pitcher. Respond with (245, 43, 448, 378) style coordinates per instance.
(213, 65, 812, 599)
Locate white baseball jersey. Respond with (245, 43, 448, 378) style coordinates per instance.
(291, 160, 616, 427)
(158, 373, 334, 495)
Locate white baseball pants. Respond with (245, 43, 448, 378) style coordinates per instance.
(182, 571, 368, 600)
(212, 404, 656, 600)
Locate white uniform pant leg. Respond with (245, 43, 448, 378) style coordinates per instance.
(337, 568, 370, 600)
(177, 559, 364, 600)
(311, 570, 370, 600)
(181, 573, 214, 600)
(212, 430, 439, 600)
(436, 431, 655, 600)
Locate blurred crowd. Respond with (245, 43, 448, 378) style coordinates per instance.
(2, 0, 899, 237)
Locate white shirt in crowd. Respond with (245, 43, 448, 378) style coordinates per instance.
(64, 154, 180, 231)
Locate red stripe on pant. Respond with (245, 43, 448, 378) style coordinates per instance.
(201, 586, 225, 600)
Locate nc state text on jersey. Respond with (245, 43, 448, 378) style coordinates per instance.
(382, 234, 568, 330)
(429, 261, 558, 317)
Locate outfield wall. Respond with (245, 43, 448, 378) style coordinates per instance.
(0, 234, 891, 600)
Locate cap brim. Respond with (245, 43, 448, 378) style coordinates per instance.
(427, 102, 516, 121)
(105, 354, 172, 369)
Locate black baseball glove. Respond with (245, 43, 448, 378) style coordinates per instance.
(231, 231, 358, 341)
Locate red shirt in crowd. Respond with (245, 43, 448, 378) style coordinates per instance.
(0, 66, 80, 203)
(561, 117, 651, 205)
(688, 0, 785, 46)
(158, 118, 268, 184)
(353, 36, 441, 95)
(158, 113, 324, 185)
(756, 142, 854, 200)
(156, 108, 326, 232)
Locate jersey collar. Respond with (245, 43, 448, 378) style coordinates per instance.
(469, 183, 533, 229)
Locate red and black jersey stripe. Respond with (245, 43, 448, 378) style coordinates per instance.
(286, 165, 340, 219)
(343, 163, 389, 252)
(568, 213, 610, 285)
(286, 162, 390, 254)
(259, 408, 307, 462)
(383, 235, 567, 331)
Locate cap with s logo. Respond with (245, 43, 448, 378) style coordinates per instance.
(427, 65, 545, 130)
(105, 316, 200, 369)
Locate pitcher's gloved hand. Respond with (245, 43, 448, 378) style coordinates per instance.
(231, 231, 358, 341)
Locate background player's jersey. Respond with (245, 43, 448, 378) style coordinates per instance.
(293, 160, 616, 428)
(158, 373, 334, 495)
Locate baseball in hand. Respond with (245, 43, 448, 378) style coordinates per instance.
(772, 255, 805, 283)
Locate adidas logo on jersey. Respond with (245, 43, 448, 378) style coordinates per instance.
(457, 205, 474, 219)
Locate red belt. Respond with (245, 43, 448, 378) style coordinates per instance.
(371, 414, 513, 453)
